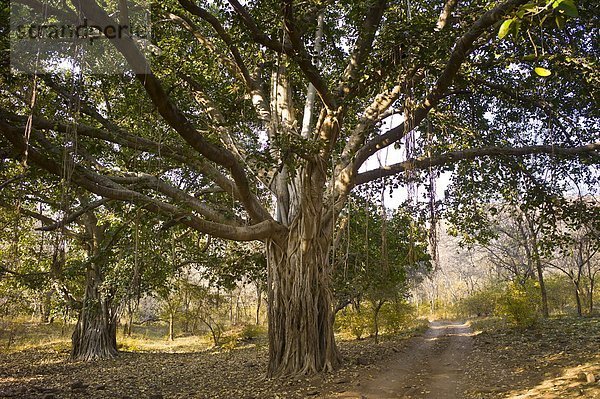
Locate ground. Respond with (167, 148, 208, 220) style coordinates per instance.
(465, 317, 600, 399)
(0, 317, 598, 398)
(332, 320, 472, 398)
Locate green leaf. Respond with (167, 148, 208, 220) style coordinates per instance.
(522, 3, 539, 12)
(523, 54, 537, 61)
(555, 15, 566, 29)
(512, 20, 522, 38)
(498, 19, 514, 39)
(553, 0, 578, 17)
(534, 67, 552, 76)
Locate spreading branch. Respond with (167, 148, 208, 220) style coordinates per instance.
(352, 0, 529, 168)
(354, 143, 600, 186)
(68, 0, 271, 223)
(176, 1, 271, 124)
(37, 198, 111, 232)
(337, 0, 388, 99)
(0, 120, 283, 241)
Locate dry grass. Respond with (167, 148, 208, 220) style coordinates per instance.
(0, 319, 224, 355)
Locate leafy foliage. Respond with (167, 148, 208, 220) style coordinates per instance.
(496, 280, 541, 328)
(333, 196, 431, 309)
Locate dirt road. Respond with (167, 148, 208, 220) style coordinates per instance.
(332, 321, 474, 399)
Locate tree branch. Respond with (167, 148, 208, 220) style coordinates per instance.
(37, 198, 111, 232)
(436, 0, 459, 31)
(228, 0, 337, 110)
(109, 173, 239, 225)
(354, 143, 600, 186)
(69, 0, 271, 223)
(0, 107, 241, 201)
(176, 1, 271, 124)
(472, 77, 571, 129)
(0, 198, 82, 239)
(351, 0, 529, 169)
(337, 0, 388, 99)
(0, 120, 283, 241)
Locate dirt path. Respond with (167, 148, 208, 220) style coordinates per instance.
(331, 320, 474, 399)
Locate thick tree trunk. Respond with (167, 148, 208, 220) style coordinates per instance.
(266, 162, 342, 376)
(266, 234, 340, 376)
(266, 69, 342, 375)
(71, 265, 118, 361)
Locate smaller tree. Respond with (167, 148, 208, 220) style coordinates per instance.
(546, 204, 600, 316)
(333, 197, 430, 341)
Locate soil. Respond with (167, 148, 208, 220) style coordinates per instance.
(330, 321, 473, 398)
(0, 317, 598, 398)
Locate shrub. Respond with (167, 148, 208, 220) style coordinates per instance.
(495, 280, 539, 328)
(335, 306, 372, 339)
(459, 285, 499, 318)
(239, 324, 265, 341)
(378, 301, 416, 334)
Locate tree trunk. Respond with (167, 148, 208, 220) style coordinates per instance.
(40, 290, 52, 323)
(71, 265, 118, 361)
(530, 240, 549, 318)
(266, 70, 341, 375)
(123, 300, 134, 336)
(183, 294, 190, 333)
(534, 258, 549, 318)
(126, 306, 133, 336)
(373, 300, 385, 344)
(266, 226, 340, 377)
(573, 281, 582, 317)
(255, 282, 262, 325)
(168, 311, 174, 341)
(589, 277, 595, 315)
(524, 214, 549, 319)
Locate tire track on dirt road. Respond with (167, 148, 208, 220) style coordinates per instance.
(331, 320, 474, 399)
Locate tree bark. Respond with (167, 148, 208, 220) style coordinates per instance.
(527, 219, 549, 319)
(40, 290, 53, 323)
(255, 281, 262, 325)
(125, 302, 134, 336)
(589, 275, 595, 315)
(71, 264, 118, 361)
(373, 300, 385, 344)
(266, 233, 340, 376)
(266, 163, 341, 376)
